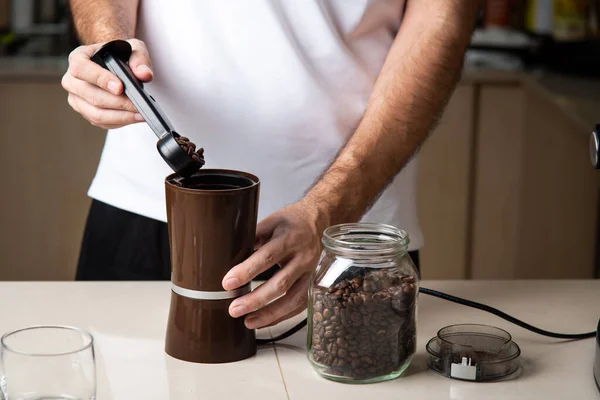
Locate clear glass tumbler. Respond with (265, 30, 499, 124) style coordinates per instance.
(0, 326, 96, 400)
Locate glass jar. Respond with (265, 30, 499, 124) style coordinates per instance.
(307, 223, 419, 383)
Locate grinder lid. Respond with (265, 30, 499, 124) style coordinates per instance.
(425, 324, 521, 382)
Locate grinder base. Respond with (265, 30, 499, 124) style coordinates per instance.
(165, 291, 256, 363)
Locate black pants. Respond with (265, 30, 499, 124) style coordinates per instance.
(76, 200, 420, 280)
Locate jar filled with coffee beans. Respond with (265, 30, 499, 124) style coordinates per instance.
(307, 223, 418, 383)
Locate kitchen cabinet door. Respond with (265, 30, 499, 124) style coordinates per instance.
(0, 83, 104, 280)
(416, 84, 475, 279)
(470, 85, 525, 279)
(514, 87, 598, 278)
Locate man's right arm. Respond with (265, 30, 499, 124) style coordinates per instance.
(63, 0, 152, 129)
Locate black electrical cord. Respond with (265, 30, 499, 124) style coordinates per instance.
(418, 287, 596, 339)
(257, 319, 308, 345)
(256, 286, 596, 344)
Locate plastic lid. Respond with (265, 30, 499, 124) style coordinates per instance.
(426, 324, 521, 381)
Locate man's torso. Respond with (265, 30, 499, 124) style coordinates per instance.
(88, 0, 423, 250)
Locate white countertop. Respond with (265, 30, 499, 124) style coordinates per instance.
(0, 280, 598, 399)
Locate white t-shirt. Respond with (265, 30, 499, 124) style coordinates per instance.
(88, 0, 423, 250)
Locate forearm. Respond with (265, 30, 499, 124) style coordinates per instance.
(306, 0, 479, 227)
(69, 0, 139, 44)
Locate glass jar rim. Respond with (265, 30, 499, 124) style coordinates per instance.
(322, 223, 409, 257)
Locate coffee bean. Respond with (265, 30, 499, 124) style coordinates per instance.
(310, 271, 416, 380)
(363, 280, 377, 293)
(353, 295, 363, 306)
(314, 312, 323, 323)
(176, 136, 205, 166)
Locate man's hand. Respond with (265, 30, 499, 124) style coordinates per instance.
(61, 38, 153, 129)
(222, 199, 330, 329)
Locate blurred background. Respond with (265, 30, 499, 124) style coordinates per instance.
(0, 0, 599, 281)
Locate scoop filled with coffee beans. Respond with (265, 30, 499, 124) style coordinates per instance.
(92, 40, 205, 177)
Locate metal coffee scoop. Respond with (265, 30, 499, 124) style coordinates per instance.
(92, 40, 204, 177)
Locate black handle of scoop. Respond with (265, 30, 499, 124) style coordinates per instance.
(91, 40, 174, 140)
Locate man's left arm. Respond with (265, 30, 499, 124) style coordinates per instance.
(223, 0, 480, 329)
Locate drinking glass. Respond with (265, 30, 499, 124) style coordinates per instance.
(0, 325, 96, 400)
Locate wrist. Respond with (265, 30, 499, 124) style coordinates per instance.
(299, 192, 334, 236)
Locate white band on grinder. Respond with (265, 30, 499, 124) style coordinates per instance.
(171, 282, 250, 300)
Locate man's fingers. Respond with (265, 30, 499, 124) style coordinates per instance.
(68, 51, 123, 95)
(228, 259, 305, 318)
(127, 39, 154, 82)
(244, 274, 310, 329)
(264, 308, 305, 328)
(62, 74, 137, 112)
(223, 238, 287, 291)
(68, 93, 143, 128)
(68, 43, 103, 59)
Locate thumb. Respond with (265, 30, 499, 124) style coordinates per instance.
(127, 39, 154, 82)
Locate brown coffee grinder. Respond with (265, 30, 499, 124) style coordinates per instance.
(93, 41, 265, 363)
(164, 171, 260, 363)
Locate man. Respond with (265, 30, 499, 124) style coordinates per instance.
(62, 0, 478, 330)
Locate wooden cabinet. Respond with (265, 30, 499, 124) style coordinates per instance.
(0, 82, 104, 280)
(418, 77, 597, 279)
(470, 85, 525, 278)
(514, 87, 598, 278)
(416, 85, 475, 279)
